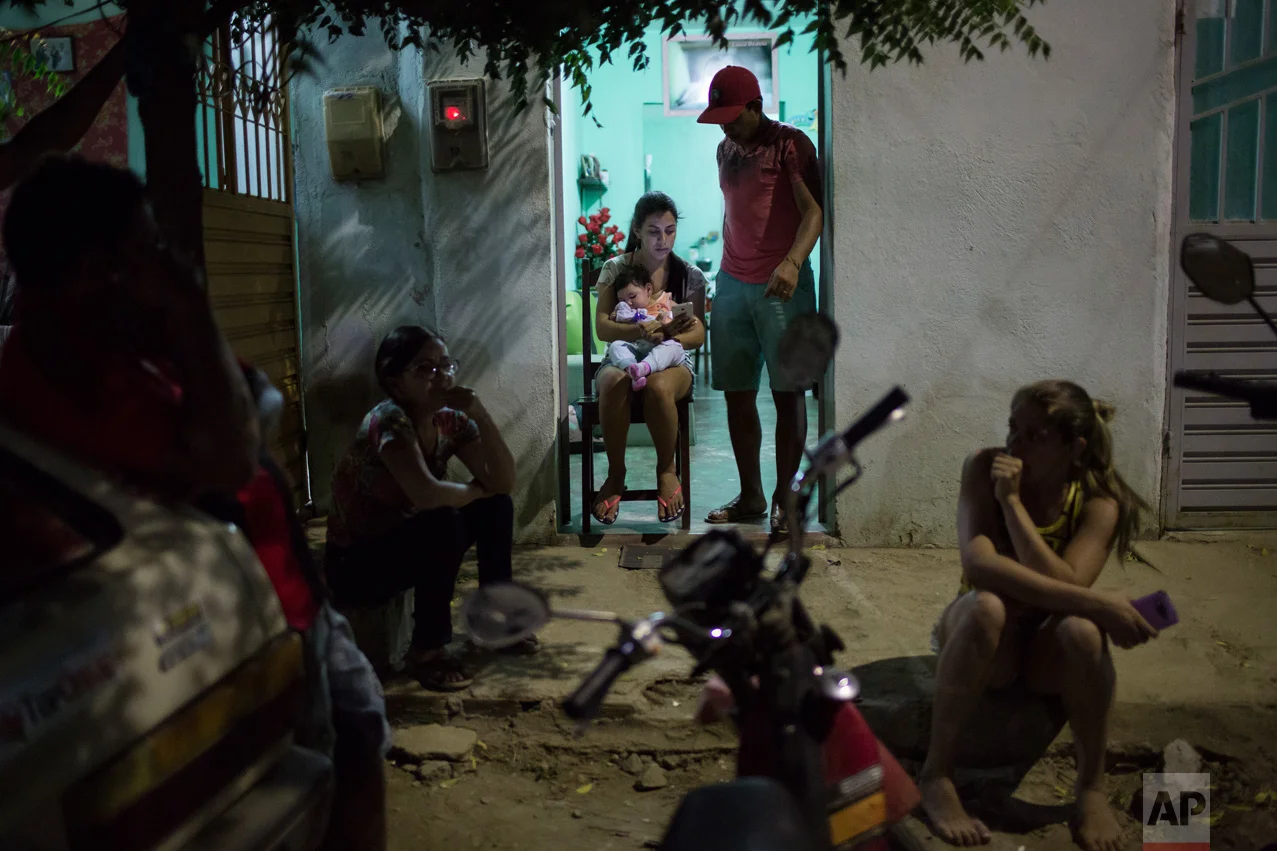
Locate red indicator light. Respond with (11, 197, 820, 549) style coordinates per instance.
(445, 105, 463, 121)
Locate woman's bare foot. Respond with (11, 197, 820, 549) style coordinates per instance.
(920, 775, 991, 846)
(657, 471, 683, 521)
(1072, 789, 1124, 851)
(592, 473, 625, 524)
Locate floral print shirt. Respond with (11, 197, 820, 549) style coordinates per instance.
(327, 399, 480, 547)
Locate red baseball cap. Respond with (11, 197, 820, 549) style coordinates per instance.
(696, 65, 762, 125)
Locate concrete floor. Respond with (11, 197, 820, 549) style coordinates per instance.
(565, 371, 829, 536)
(367, 535, 1277, 850)
(383, 534, 1277, 755)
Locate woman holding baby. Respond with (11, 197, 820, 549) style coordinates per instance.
(591, 192, 707, 525)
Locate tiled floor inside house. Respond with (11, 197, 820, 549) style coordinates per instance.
(564, 366, 829, 536)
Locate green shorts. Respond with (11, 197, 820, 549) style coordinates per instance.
(710, 262, 817, 393)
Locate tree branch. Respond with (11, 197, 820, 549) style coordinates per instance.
(0, 30, 129, 190)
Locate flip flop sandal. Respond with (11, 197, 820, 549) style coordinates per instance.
(592, 494, 622, 525)
(658, 485, 684, 524)
(706, 500, 768, 525)
(409, 654, 475, 693)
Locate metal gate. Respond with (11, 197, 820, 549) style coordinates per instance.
(197, 20, 308, 505)
(1166, 0, 1277, 528)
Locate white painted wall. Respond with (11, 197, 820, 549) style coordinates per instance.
(828, 0, 1176, 546)
(292, 28, 559, 541)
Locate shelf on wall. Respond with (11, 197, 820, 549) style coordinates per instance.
(577, 176, 608, 191)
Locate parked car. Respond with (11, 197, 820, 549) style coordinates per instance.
(0, 418, 332, 851)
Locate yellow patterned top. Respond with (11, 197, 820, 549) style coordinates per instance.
(958, 479, 1085, 596)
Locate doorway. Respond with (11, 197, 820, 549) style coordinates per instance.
(1165, 0, 1277, 529)
(552, 18, 829, 536)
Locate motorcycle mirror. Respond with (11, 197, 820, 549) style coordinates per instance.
(461, 581, 551, 649)
(776, 312, 839, 390)
(1181, 233, 1255, 305)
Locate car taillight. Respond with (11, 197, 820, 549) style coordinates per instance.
(62, 632, 304, 851)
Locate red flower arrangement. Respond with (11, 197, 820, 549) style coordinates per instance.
(574, 207, 626, 269)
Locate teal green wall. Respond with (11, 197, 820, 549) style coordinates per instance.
(1188, 1, 1277, 222)
(562, 17, 821, 289)
(0, 0, 144, 177)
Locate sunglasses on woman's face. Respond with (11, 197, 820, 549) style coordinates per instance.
(407, 357, 459, 378)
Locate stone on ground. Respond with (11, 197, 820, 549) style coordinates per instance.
(415, 761, 452, 782)
(636, 764, 668, 791)
(1162, 739, 1203, 774)
(395, 724, 478, 763)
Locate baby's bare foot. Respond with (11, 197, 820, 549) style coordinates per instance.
(920, 775, 991, 846)
(1073, 789, 1124, 851)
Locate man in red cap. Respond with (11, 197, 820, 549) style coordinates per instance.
(697, 64, 823, 533)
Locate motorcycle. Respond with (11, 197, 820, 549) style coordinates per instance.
(1176, 233, 1277, 418)
(462, 312, 924, 851)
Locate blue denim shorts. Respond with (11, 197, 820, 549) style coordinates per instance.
(709, 262, 817, 393)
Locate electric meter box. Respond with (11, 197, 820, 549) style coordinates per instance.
(428, 78, 489, 173)
(324, 86, 385, 181)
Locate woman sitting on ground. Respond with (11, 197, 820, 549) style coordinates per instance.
(591, 192, 707, 525)
(325, 326, 536, 693)
(920, 380, 1159, 851)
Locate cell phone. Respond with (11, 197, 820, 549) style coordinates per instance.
(670, 302, 693, 319)
(1131, 590, 1179, 630)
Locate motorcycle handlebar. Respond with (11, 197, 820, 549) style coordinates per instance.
(1174, 370, 1277, 419)
(1175, 370, 1257, 399)
(840, 386, 910, 451)
(801, 386, 909, 485)
(563, 648, 631, 721)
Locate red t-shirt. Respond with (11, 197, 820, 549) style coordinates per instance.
(717, 118, 823, 284)
(0, 329, 317, 629)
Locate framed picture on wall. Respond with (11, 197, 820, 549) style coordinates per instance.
(662, 33, 779, 117)
(33, 36, 74, 73)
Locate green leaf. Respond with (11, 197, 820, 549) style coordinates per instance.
(165, 0, 1051, 122)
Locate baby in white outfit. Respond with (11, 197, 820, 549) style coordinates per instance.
(604, 266, 686, 390)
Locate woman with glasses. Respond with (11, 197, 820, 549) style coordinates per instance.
(325, 325, 533, 692)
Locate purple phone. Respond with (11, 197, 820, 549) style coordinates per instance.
(1131, 590, 1179, 630)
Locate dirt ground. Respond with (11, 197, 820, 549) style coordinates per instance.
(358, 537, 1277, 850)
(382, 710, 1277, 851)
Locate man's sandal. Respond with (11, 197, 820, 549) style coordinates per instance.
(706, 498, 768, 525)
(770, 503, 790, 537)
